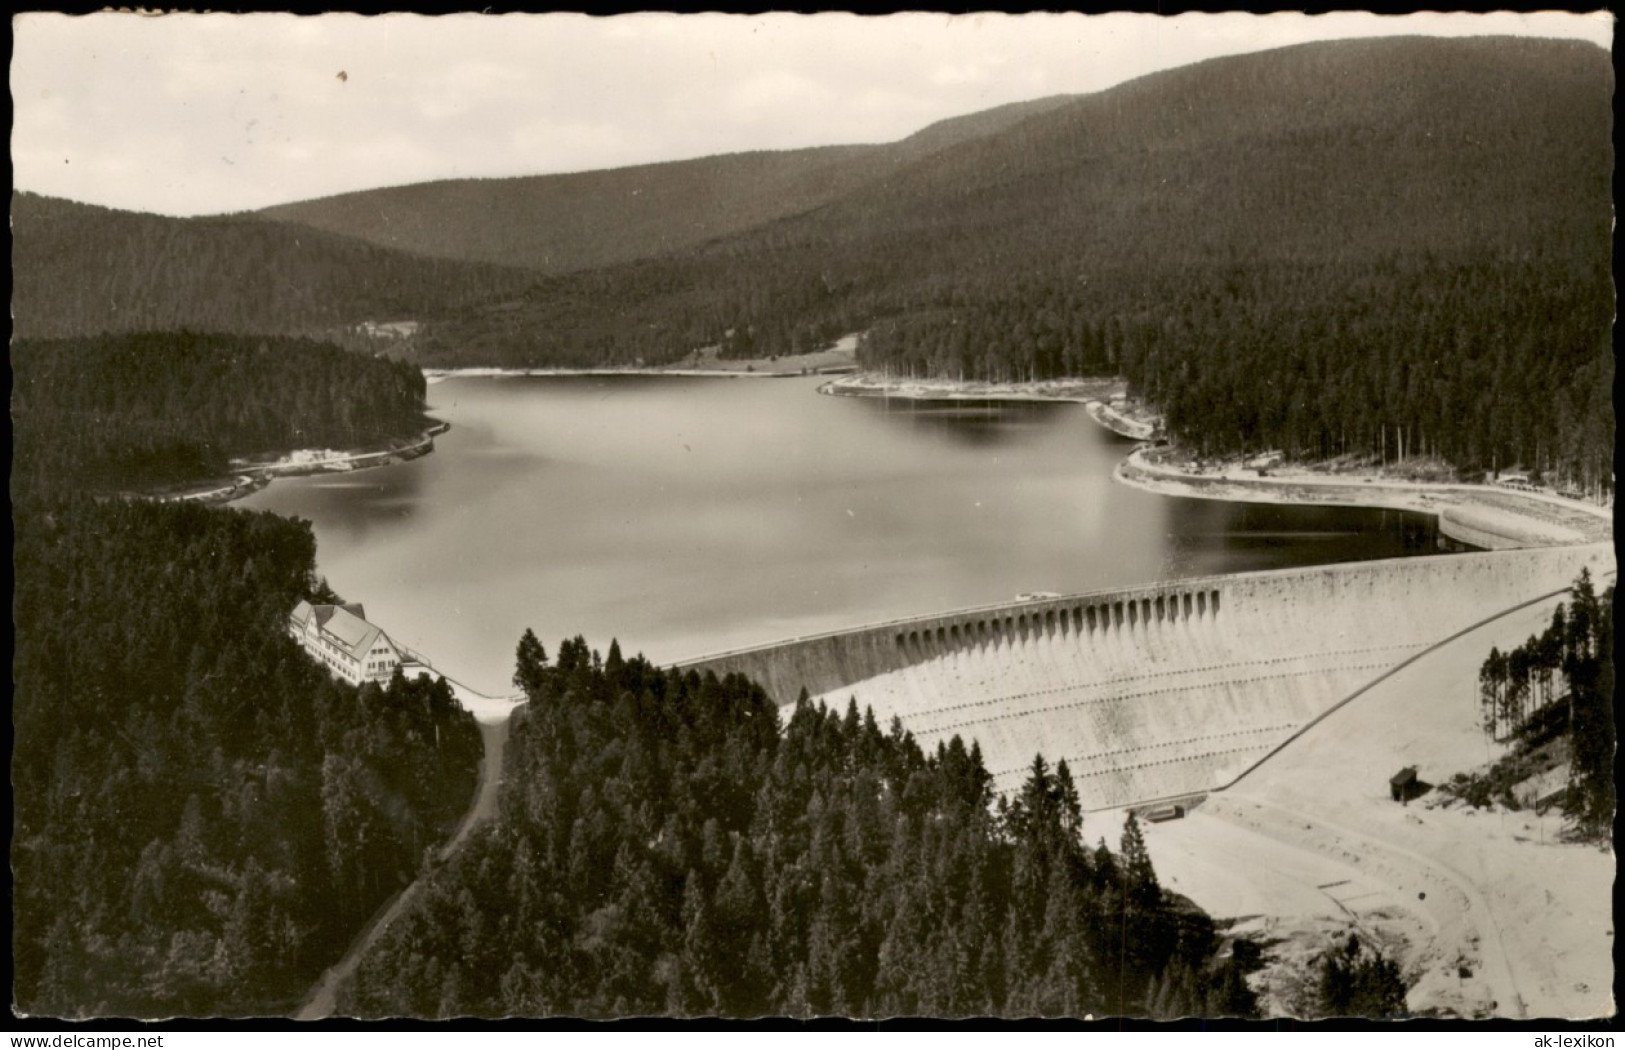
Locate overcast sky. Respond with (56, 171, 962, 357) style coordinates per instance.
(11, 11, 1613, 217)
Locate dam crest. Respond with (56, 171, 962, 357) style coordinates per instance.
(681, 544, 1613, 811)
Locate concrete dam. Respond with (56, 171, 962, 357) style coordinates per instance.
(682, 544, 1613, 811)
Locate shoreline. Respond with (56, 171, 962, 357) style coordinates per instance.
(423, 332, 865, 383)
(174, 367, 1610, 552)
(819, 371, 1610, 551)
(423, 364, 857, 383)
(1116, 443, 1611, 551)
(817, 371, 1127, 403)
(151, 418, 451, 507)
(268, 366, 1603, 1021)
(1085, 398, 1161, 440)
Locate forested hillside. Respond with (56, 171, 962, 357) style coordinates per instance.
(14, 39, 1609, 495)
(255, 96, 1079, 273)
(10, 331, 481, 1016)
(1473, 570, 1615, 837)
(12, 332, 432, 492)
(409, 36, 1611, 495)
(11, 497, 483, 1016)
(342, 637, 1257, 1018)
(10, 192, 535, 340)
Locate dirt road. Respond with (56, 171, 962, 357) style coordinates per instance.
(1139, 581, 1615, 1018)
(294, 712, 514, 1020)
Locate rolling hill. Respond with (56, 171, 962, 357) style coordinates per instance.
(9, 192, 537, 340)
(414, 35, 1610, 351)
(9, 35, 1611, 491)
(252, 95, 1080, 274)
(410, 35, 1611, 491)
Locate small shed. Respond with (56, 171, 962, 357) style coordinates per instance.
(1389, 766, 1419, 802)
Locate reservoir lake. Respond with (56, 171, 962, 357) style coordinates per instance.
(242, 375, 1441, 695)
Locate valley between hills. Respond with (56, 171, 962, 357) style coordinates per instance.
(10, 30, 1614, 1022)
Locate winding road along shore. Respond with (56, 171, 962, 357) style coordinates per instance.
(1138, 580, 1616, 1019)
(155, 421, 450, 507)
(1117, 446, 1611, 551)
(1088, 396, 1614, 1017)
(288, 368, 1610, 1019)
(824, 370, 1614, 1018)
(818, 372, 1125, 403)
(819, 371, 1611, 551)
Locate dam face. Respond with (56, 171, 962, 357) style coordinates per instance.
(682, 545, 1613, 810)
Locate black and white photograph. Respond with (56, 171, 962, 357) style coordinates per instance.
(8, 10, 1616, 1028)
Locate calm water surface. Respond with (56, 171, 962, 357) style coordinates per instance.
(242, 376, 1440, 694)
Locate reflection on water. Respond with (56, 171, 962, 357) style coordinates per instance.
(242, 376, 1445, 694)
(1163, 500, 1439, 577)
(853, 396, 1074, 448)
(293, 471, 424, 543)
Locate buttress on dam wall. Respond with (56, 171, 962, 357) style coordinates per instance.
(682, 544, 1613, 810)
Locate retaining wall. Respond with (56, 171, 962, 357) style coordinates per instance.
(682, 544, 1612, 810)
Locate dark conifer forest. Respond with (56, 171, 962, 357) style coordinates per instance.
(11, 497, 483, 1016)
(1314, 934, 1408, 1019)
(8, 318, 1261, 1017)
(11, 332, 431, 491)
(254, 94, 1081, 275)
(1474, 571, 1615, 836)
(8, 31, 1611, 1021)
(10, 334, 479, 1017)
(9, 191, 536, 341)
(12, 38, 1611, 492)
(415, 37, 1613, 494)
(342, 639, 1257, 1018)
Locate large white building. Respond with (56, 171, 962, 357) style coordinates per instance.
(289, 600, 408, 686)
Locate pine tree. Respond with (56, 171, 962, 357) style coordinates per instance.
(1119, 814, 1159, 909)
(514, 628, 550, 696)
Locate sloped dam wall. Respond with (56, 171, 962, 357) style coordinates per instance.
(681, 544, 1612, 810)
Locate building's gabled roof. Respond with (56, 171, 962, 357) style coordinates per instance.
(1390, 765, 1419, 786)
(291, 601, 388, 660)
(310, 601, 366, 629)
(322, 606, 383, 659)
